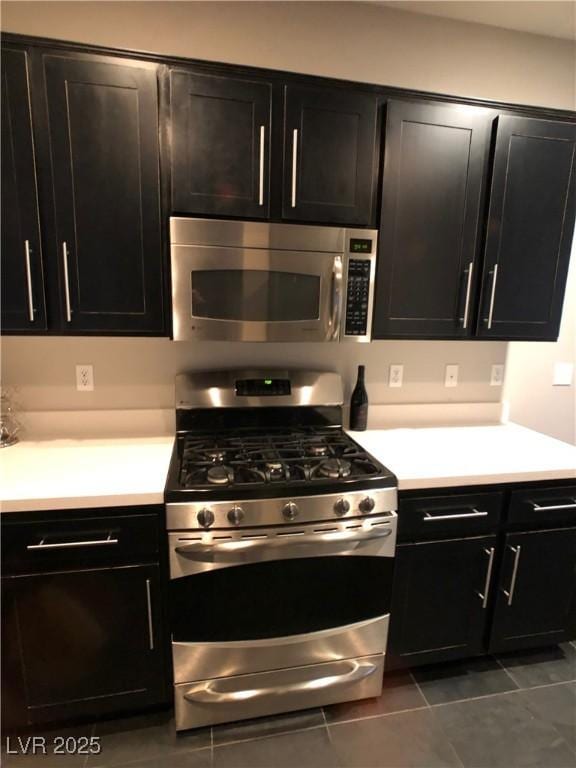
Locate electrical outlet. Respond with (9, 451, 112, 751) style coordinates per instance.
(553, 362, 574, 386)
(490, 364, 505, 386)
(76, 364, 94, 392)
(445, 364, 459, 388)
(389, 364, 403, 388)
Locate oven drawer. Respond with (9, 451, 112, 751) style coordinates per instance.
(174, 653, 384, 730)
(507, 485, 576, 527)
(2, 512, 160, 575)
(398, 492, 503, 541)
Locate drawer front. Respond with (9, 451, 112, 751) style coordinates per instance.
(508, 485, 576, 527)
(2, 513, 160, 574)
(398, 492, 504, 541)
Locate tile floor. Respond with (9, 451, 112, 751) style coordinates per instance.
(3, 643, 576, 768)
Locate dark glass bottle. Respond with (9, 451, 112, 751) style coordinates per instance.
(350, 365, 368, 431)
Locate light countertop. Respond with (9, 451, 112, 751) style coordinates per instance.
(349, 423, 576, 491)
(1, 423, 574, 514)
(0, 437, 175, 513)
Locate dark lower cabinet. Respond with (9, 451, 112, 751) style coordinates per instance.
(170, 70, 272, 218)
(477, 116, 576, 340)
(1, 508, 168, 730)
(37, 52, 165, 334)
(373, 100, 490, 339)
(387, 536, 496, 669)
(1, 48, 46, 332)
(4, 564, 165, 725)
(283, 84, 378, 225)
(489, 528, 576, 653)
(389, 483, 576, 671)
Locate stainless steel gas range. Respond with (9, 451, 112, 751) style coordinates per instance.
(164, 370, 398, 731)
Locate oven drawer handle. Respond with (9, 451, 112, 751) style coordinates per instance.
(175, 526, 392, 558)
(27, 534, 119, 550)
(423, 508, 488, 522)
(183, 658, 378, 705)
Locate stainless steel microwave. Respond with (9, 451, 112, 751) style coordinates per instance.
(170, 217, 377, 342)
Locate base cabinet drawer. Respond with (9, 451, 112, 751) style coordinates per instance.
(507, 485, 576, 527)
(489, 528, 576, 654)
(397, 492, 503, 541)
(387, 536, 497, 669)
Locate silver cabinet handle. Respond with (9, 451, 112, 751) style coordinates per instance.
(502, 545, 522, 606)
(531, 500, 576, 512)
(423, 508, 488, 522)
(476, 547, 495, 608)
(184, 657, 377, 705)
(291, 128, 298, 207)
(24, 240, 35, 322)
(27, 534, 118, 550)
(330, 254, 343, 340)
(62, 241, 72, 322)
(258, 125, 265, 206)
(176, 525, 391, 561)
(145, 578, 154, 650)
(462, 261, 474, 330)
(486, 263, 499, 329)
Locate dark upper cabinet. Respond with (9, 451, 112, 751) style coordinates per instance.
(170, 71, 272, 219)
(489, 529, 576, 654)
(283, 85, 378, 225)
(1, 48, 46, 332)
(4, 564, 165, 724)
(373, 100, 490, 339)
(477, 116, 576, 340)
(40, 53, 164, 334)
(387, 536, 496, 669)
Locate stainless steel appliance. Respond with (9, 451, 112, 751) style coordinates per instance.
(165, 370, 398, 730)
(170, 218, 377, 342)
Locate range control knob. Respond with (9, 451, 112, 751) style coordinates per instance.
(334, 498, 351, 516)
(227, 505, 245, 525)
(359, 496, 376, 513)
(283, 502, 299, 520)
(197, 508, 215, 528)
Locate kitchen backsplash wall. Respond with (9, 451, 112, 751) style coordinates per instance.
(1, 337, 507, 412)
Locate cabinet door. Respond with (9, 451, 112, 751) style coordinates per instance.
(489, 529, 576, 654)
(1, 48, 46, 332)
(171, 71, 272, 218)
(4, 564, 165, 725)
(373, 101, 490, 339)
(42, 54, 164, 334)
(387, 536, 496, 669)
(283, 85, 377, 225)
(477, 116, 576, 340)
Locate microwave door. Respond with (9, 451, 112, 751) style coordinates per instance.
(171, 245, 341, 342)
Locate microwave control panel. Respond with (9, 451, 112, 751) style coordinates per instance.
(344, 258, 372, 337)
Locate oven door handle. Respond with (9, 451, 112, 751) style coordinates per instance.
(183, 657, 378, 705)
(175, 525, 392, 561)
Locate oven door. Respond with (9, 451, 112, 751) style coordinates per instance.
(169, 517, 396, 681)
(171, 244, 342, 341)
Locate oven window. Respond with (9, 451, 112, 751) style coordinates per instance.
(191, 270, 321, 322)
(170, 556, 394, 642)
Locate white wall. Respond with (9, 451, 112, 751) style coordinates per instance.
(1, 1, 574, 437)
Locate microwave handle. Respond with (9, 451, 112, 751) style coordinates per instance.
(331, 255, 343, 339)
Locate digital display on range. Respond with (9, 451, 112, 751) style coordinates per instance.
(236, 379, 292, 396)
(349, 238, 372, 254)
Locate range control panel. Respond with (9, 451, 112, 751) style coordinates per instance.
(344, 258, 372, 337)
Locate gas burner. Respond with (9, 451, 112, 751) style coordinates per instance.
(318, 458, 352, 479)
(266, 461, 289, 482)
(306, 438, 329, 457)
(207, 465, 234, 485)
(206, 450, 226, 463)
